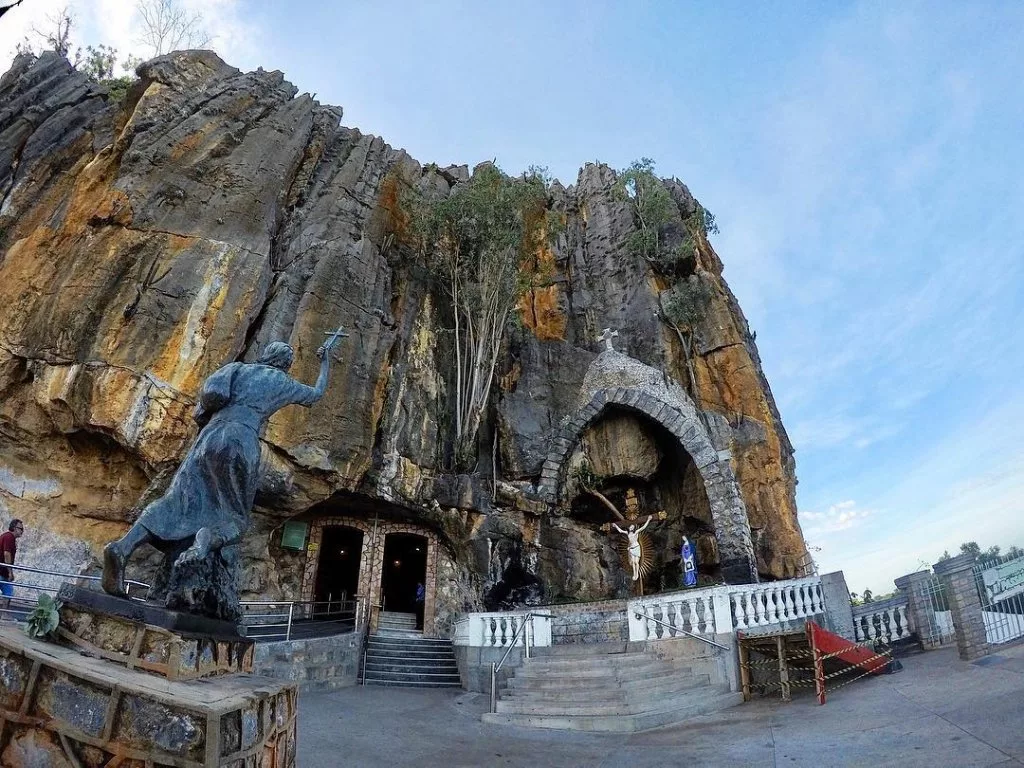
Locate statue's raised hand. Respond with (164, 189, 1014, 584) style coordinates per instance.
(318, 324, 349, 360)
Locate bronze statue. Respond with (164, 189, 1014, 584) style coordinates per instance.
(102, 328, 346, 621)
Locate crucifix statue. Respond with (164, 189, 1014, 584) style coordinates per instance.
(597, 327, 619, 352)
(612, 516, 652, 581)
(589, 486, 667, 590)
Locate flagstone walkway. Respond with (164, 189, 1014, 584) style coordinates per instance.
(298, 643, 1024, 767)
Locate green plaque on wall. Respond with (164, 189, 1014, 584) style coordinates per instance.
(280, 521, 309, 551)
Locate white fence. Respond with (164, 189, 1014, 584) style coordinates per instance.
(852, 597, 913, 644)
(454, 575, 825, 648)
(452, 611, 553, 649)
(628, 576, 825, 643)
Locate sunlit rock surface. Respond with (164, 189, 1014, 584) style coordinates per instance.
(0, 51, 807, 615)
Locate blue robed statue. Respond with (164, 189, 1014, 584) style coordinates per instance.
(681, 535, 698, 588)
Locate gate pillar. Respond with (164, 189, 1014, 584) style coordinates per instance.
(932, 554, 989, 661)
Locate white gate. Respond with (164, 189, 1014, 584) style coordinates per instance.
(911, 574, 956, 647)
(975, 553, 1024, 645)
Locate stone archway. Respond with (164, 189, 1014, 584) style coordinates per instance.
(537, 349, 758, 584)
(299, 516, 441, 636)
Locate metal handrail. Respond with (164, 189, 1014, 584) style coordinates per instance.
(241, 597, 363, 642)
(2, 562, 150, 593)
(360, 601, 380, 686)
(489, 612, 554, 714)
(632, 608, 729, 651)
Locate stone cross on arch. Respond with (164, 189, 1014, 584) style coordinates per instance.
(597, 327, 619, 352)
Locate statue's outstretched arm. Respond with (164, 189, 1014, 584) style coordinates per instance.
(638, 515, 652, 533)
(612, 523, 626, 535)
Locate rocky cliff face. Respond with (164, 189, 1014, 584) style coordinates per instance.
(0, 51, 807, 612)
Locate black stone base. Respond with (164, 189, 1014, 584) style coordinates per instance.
(720, 556, 759, 585)
(57, 584, 244, 641)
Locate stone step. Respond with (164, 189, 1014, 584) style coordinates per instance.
(505, 664, 696, 690)
(376, 614, 415, 626)
(503, 673, 711, 701)
(482, 690, 744, 732)
(367, 636, 453, 649)
(528, 643, 630, 663)
(495, 684, 729, 717)
(374, 628, 423, 639)
(519, 654, 666, 672)
(364, 660, 458, 674)
(361, 670, 462, 686)
(364, 647, 457, 661)
(531, 642, 632, 657)
(515, 660, 676, 680)
(362, 677, 462, 688)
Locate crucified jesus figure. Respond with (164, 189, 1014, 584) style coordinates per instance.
(612, 515, 652, 581)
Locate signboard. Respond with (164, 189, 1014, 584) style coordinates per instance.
(280, 521, 309, 551)
(981, 557, 1024, 603)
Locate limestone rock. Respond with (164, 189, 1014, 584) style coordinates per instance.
(0, 51, 807, 608)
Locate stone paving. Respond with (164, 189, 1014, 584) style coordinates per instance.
(298, 644, 1024, 767)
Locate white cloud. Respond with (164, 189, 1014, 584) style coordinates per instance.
(801, 499, 872, 538)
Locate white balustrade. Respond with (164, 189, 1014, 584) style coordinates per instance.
(450, 611, 552, 648)
(628, 587, 726, 642)
(727, 577, 825, 632)
(852, 598, 912, 643)
(455, 575, 826, 647)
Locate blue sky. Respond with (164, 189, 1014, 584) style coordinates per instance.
(3, 1, 1023, 594)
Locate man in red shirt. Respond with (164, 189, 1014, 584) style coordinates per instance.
(0, 519, 24, 603)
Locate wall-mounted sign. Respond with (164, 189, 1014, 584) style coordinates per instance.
(981, 557, 1024, 603)
(280, 521, 309, 551)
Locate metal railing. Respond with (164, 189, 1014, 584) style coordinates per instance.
(632, 608, 729, 651)
(0, 562, 150, 621)
(0, 562, 364, 644)
(240, 597, 364, 642)
(489, 612, 553, 714)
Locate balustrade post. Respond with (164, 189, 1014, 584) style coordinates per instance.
(711, 587, 734, 636)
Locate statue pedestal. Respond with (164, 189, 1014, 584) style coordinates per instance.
(0, 594, 296, 766)
(56, 585, 251, 681)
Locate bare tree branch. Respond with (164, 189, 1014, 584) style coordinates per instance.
(135, 0, 211, 58)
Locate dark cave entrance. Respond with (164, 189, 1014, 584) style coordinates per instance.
(313, 526, 363, 611)
(381, 532, 427, 625)
(565, 406, 721, 597)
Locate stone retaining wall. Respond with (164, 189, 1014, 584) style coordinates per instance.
(252, 632, 362, 692)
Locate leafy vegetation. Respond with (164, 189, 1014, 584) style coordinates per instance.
(24, 593, 62, 641)
(613, 157, 719, 275)
(407, 163, 560, 467)
(937, 541, 1023, 565)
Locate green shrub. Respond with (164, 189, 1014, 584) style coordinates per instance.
(24, 593, 62, 641)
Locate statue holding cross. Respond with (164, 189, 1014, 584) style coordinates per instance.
(101, 325, 347, 621)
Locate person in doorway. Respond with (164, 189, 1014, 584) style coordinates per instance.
(415, 581, 425, 630)
(0, 519, 25, 605)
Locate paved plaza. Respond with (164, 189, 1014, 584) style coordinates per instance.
(298, 644, 1024, 767)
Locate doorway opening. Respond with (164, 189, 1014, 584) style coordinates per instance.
(381, 533, 428, 627)
(314, 526, 363, 615)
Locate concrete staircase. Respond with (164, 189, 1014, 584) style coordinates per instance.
(482, 642, 743, 732)
(361, 612, 461, 688)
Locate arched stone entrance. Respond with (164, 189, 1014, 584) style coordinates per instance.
(537, 349, 758, 584)
(299, 516, 441, 636)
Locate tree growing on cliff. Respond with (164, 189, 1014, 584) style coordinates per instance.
(613, 158, 719, 275)
(135, 0, 210, 57)
(409, 163, 557, 468)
